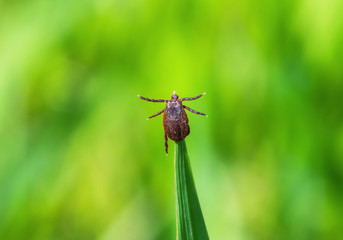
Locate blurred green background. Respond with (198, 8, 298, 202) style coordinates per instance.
(1, 0, 343, 239)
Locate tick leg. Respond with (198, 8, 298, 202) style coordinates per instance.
(147, 109, 165, 120)
(180, 92, 206, 101)
(183, 105, 208, 117)
(138, 95, 167, 103)
(164, 133, 168, 155)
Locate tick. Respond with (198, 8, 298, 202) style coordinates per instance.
(138, 91, 207, 154)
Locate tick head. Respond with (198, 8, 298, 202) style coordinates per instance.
(171, 91, 179, 102)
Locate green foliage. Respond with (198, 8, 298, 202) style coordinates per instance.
(174, 140, 209, 240)
(1, 0, 343, 239)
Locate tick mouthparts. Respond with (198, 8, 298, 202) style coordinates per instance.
(173, 91, 176, 95)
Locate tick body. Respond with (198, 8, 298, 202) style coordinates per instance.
(138, 91, 207, 154)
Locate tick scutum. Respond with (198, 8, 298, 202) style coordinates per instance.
(138, 91, 207, 154)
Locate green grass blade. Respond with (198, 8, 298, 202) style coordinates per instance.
(174, 140, 209, 240)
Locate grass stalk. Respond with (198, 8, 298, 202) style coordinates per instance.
(174, 140, 209, 240)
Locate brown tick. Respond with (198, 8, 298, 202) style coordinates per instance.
(138, 91, 207, 154)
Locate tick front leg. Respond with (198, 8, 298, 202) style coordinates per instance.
(147, 109, 165, 120)
(180, 92, 206, 101)
(164, 133, 168, 155)
(183, 105, 208, 117)
(138, 95, 167, 102)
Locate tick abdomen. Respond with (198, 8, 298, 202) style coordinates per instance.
(163, 100, 190, 141)
(163, 118, 190, 141)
